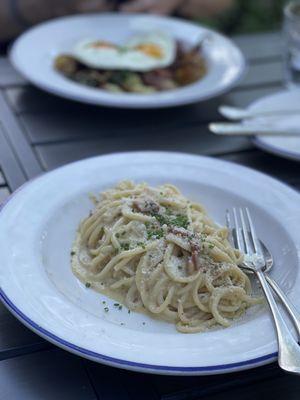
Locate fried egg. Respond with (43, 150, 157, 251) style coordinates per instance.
(72, 32, 176, 72)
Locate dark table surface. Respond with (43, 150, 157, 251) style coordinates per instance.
(0, 30, 300, 400)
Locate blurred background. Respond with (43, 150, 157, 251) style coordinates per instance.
(0, 0, 287, 51)
(197, 0, 286, 34)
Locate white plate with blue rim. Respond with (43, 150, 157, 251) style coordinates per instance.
(9, 13, 245, 109)
(0, 151, 299, 375)
(251, 89, 300, 161)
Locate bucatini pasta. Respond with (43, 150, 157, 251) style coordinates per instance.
(72, 181, 262, 333)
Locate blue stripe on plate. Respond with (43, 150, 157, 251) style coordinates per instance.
(0, 289, 277, 372)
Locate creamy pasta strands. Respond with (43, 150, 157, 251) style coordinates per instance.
(72, 181, 262, 333)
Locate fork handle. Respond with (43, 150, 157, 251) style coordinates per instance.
(256, 269, 300, 374)
(266, 274, 300, 341)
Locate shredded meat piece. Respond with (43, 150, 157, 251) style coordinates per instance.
(191, 251, 199, 270)
(187, 257, 195, 275)
(142, 69, 176, 90)
(169, 227, 201, 274)
(189, 240, 200, 272)
(170, 226, 189, 237)
(132, 199, 160, 214)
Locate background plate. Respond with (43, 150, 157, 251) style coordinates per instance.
(251, 90, 300, 161)
(9, 13, 245, 108)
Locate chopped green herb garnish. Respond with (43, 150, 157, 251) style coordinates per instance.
(114, 303, 120, 307)
(165, 207, 172, 216)
(115, 233, 120, 238)
(118, 305, 122, 310)
(110, 70, 131, 84)
(208, 244, 215, 249)
(147, 228, 164, 240)
(150, 212, 189, 229)
(153, 213, 169, 226)
(137, 242, 146, 249)
(85, 282, 91, 288)
(128, 310, 131, 314)
(120, 242, 130, 251)
(120, 322, 124, 326)
(142, 322, 145, 325)
(70, 251, 75, 256)
(200, 233, 208, 241)
(104, 307, 109, 312)
(172, 215, 189, 229)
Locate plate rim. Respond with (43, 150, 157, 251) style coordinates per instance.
(8, 12, 246, 109)
(0, 287, 277, 374)
(1, 150, 296, 374)
(253, 136, 300, 162)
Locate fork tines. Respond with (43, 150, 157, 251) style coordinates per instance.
(226, 207, 263, 258)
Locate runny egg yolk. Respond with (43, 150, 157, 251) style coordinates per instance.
(88, 41, 116, 49)
(134, 43, 164, 59)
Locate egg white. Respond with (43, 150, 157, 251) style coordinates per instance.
(72, 31, 176, 72)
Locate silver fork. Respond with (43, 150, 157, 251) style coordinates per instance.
(226, 207, 300, 374)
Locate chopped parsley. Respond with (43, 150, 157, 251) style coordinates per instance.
(104, 307, 109, 313)
(151, 212, 189, 230)
(137, 242, 146, 249)
(70, 250, 75, 256)
(120, 242, 130, 251)
(113, 303, 123, 310)
(85, 282, 91, 288)
(172, 215, 189, 229)
(145, 212, 189, 240)
(152, 213, 169, 226)
(128, 310, 131, 314)
(115, 233, 120, 238)
(208, 244, 215, 249)
(147, 228, 164, 240)
(200, 233, 208, 242)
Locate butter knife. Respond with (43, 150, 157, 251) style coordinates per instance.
(209, 122, 300, 136)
